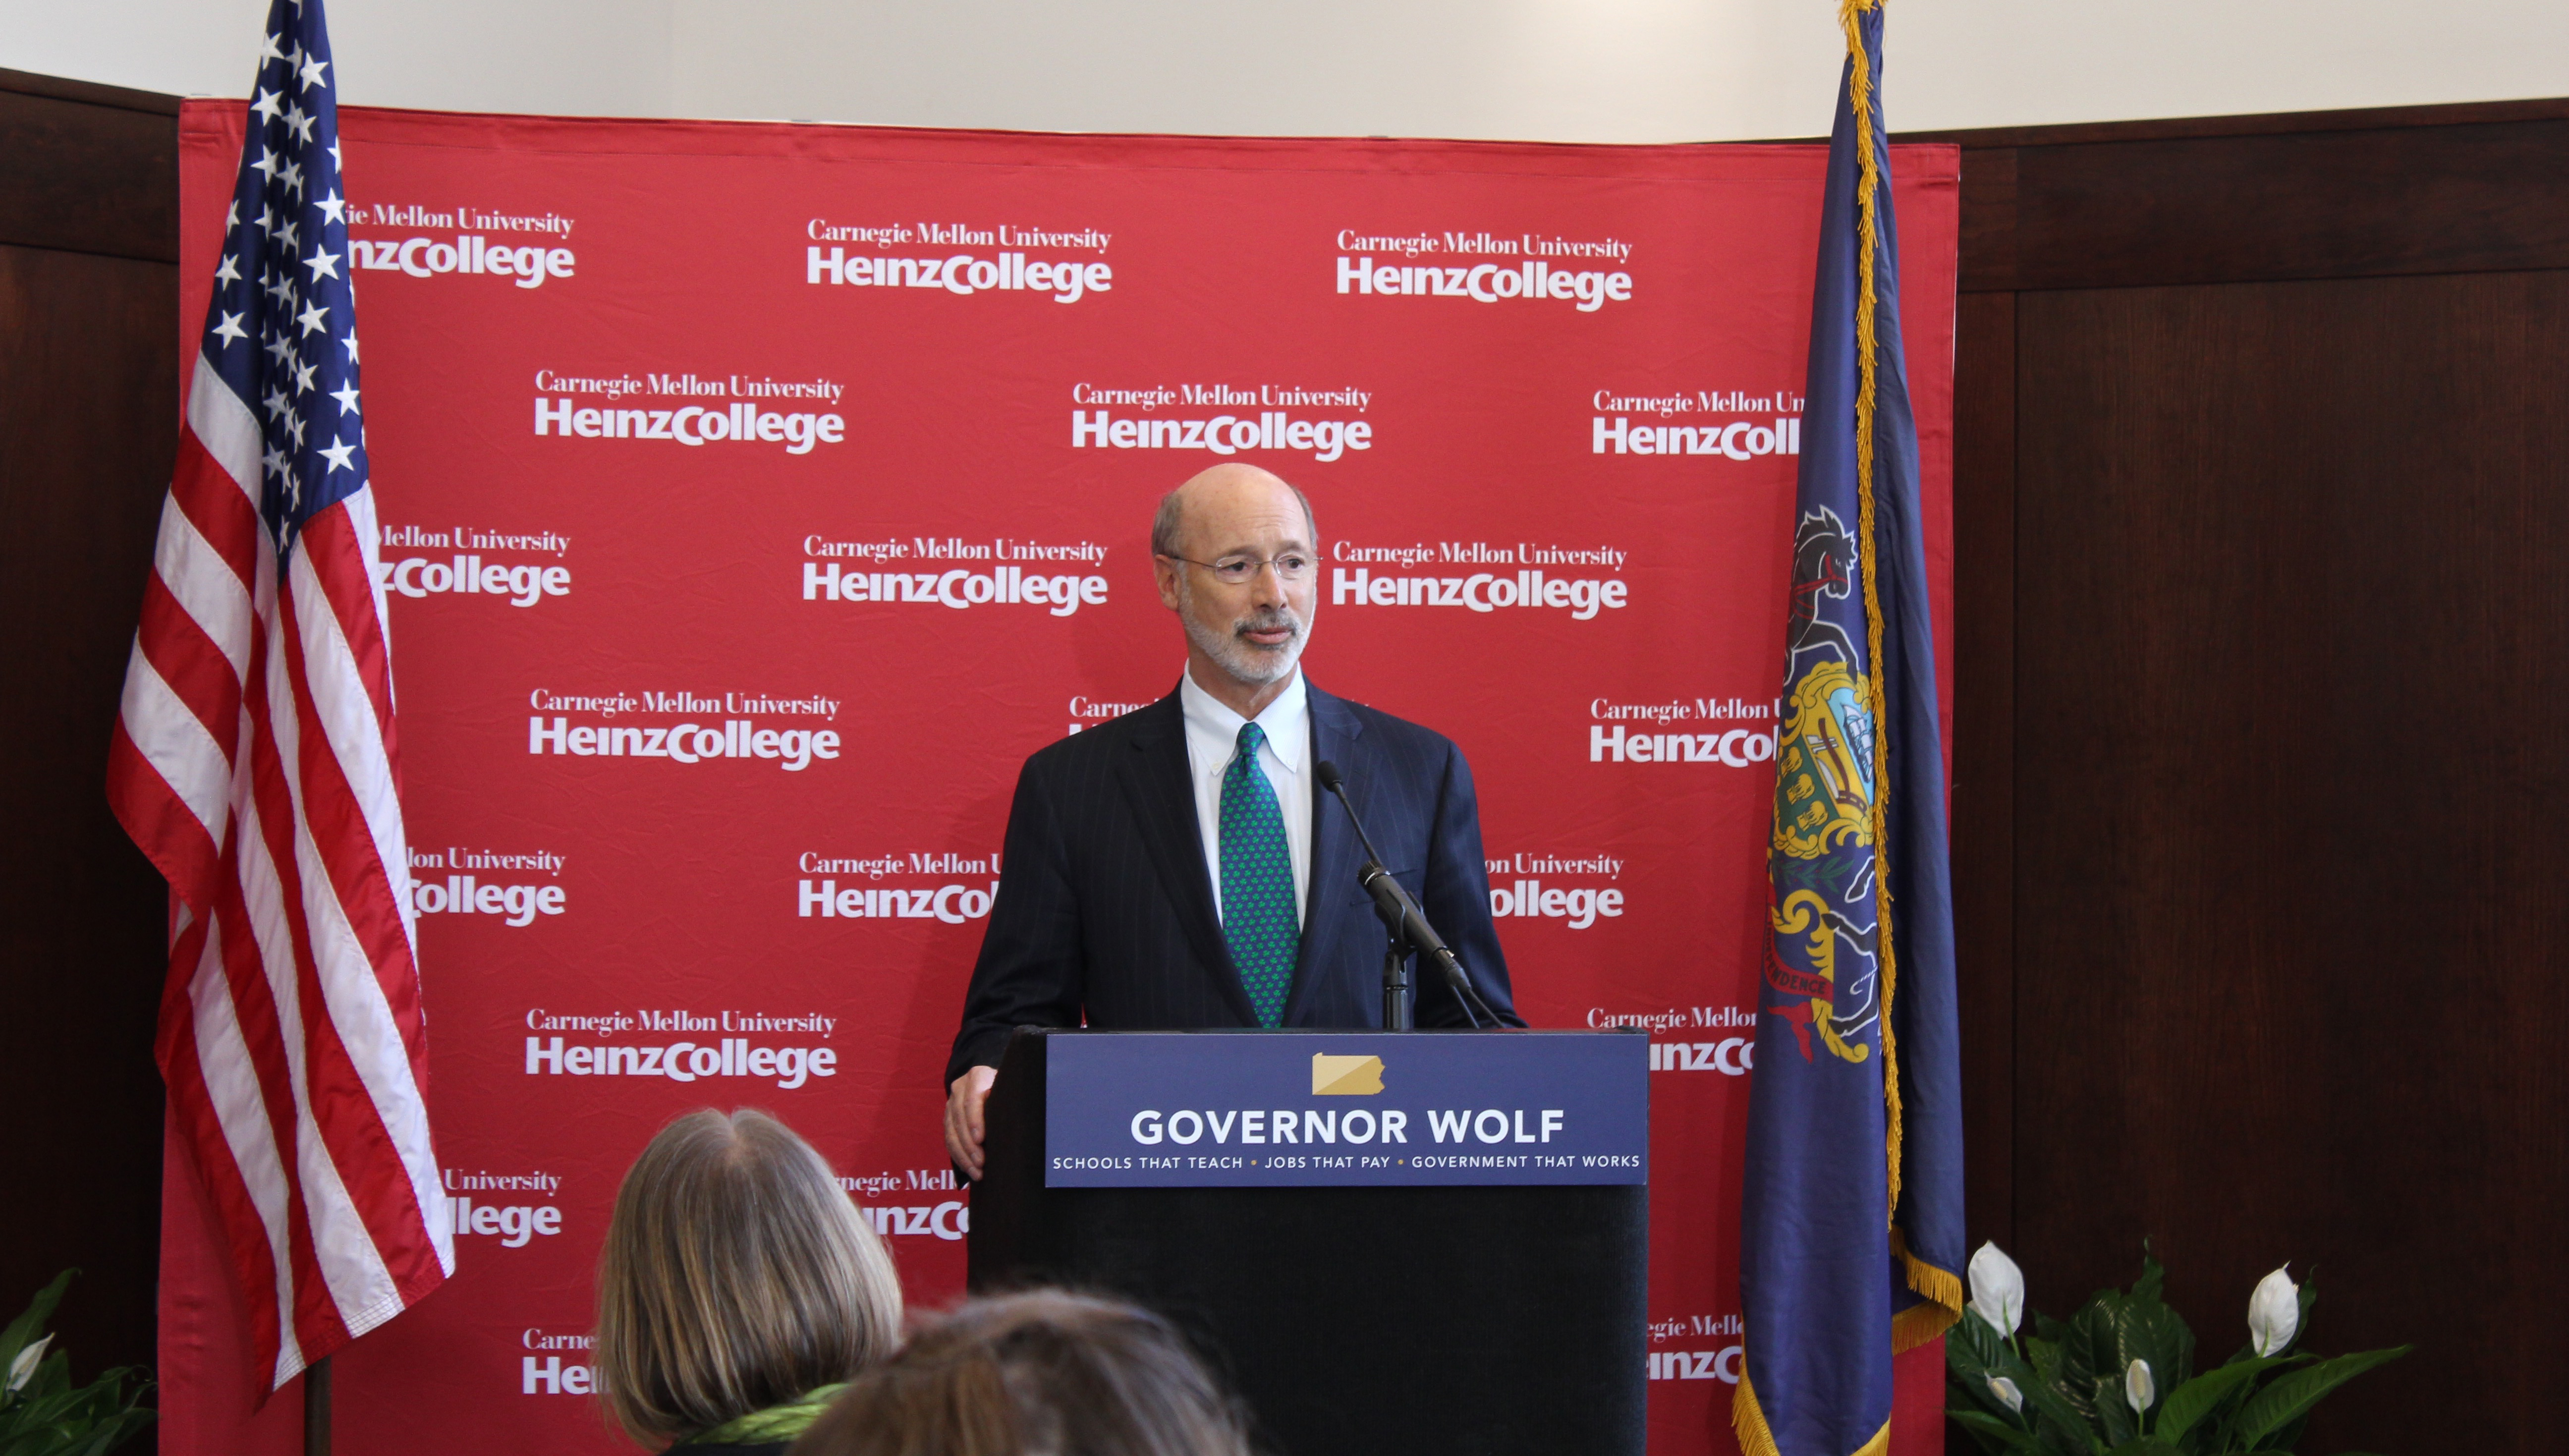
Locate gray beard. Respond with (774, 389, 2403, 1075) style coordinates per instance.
(1178, 579, 1311, 688)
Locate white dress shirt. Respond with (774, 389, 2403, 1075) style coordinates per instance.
(1178, 665, 1312, 929)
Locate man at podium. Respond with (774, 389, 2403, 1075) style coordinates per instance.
(943, 464, 1521, 1177)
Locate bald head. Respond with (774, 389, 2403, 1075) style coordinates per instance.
(1150, 464, 1319, 716)
(1150, 465, 1315, 563)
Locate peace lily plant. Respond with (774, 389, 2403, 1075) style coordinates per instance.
(1946, 1244, 2407, 1456)
(0, 1272, 155, 1456)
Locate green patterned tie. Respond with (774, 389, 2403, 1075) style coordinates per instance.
(1219, 722, 1300, 1027)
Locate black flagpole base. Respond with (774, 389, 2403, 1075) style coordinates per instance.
(303, 1355, 331, 1456)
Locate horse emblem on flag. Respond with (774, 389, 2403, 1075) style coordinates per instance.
(1765, 506, 1883, 1067)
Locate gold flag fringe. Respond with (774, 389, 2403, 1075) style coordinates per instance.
(1892, 1227, 1965, 1350)
(1844, 0, 1965, 1347)
(1734, 1371, 1891, 1456)
(1836, 0, 1905, 1229)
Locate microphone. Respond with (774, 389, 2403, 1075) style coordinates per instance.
(1316, 761, 1500, 1028)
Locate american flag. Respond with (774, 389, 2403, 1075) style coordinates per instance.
(107, 0, 449, 1390)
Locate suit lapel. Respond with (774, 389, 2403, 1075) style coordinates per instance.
(1117, 692, 1261, 1026)
(1287, 683, 1371, 1022)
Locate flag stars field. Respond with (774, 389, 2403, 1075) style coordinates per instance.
(208, 18, 366, 548)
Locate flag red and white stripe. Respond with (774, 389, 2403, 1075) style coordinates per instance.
(109, 0, 448, 1391)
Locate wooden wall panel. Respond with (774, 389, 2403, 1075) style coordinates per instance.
(2009, 271, 2569, 1453)
(2009, 120, 2569, 290)
(0, 66, 180, 1384)
(1948, 289, 2015, 1256)
(0, 68, 178, 262)
(1919, 99, 2569, 294)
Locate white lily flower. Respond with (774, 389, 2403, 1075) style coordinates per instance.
(7, 1334, 51, 1394)
(2249, 1265, 2300, 1357)
(2124, 1357, 2154, 1415)
(1986, 1374, 2024, 1413)
(1967, 1241, 2025, 1336)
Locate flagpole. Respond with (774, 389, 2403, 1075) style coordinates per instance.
(303, 1357, 331, 1456)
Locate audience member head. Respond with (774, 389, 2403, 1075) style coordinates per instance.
(788, 1289, 1253, 1456)
(596, 1107, 903, 1446)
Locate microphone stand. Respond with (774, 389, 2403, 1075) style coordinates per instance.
(1373, 873, 1416, 1030)
(1321, 761, 1485, 1031)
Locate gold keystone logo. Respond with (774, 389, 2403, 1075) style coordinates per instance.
(1310, 1053, 1385, 1096)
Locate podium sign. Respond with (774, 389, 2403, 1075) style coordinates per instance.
(975, 1029, 1648, 1455)
(1045, 1031, 1646, 1187)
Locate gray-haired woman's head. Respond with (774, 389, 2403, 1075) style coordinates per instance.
(595, 1107, 902, 1445)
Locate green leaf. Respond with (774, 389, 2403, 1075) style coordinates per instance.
(2019, 1372, 2107, 1456)
(2057, 1300, 2121, 1424)
(1952, 1397, 2034, 1438)
(10, 1351, 79, 1413)
(0, 1271, 76, 1396)
(2132, 1243, 2166, 1305)
(0, 1354, 153, 1456)
(2233, 1347, 2410, 1447)
(1952, 1327, 2041, 1416)
(67, 1406, 157, 1456)
(2258, 1412, 2313, 1455)
(1948, 1366, 2027, 1426)
(2091, 1374, 2136, 1447)
(1950, 1311, 2010, 1381)
(1948, 1411, 2020, 1456)
(2153, 1356, 2283, 1443)
(2115, 1297, 2196, 1401)
(1952, 1409, 2046, 1455)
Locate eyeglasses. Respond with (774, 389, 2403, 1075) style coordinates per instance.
(1159, 552, 1317, 586)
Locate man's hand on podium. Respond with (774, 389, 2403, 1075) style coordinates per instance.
(945, 1065, 998, 1180)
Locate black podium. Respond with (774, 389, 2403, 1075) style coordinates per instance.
(968, 1027, 1648, 1456)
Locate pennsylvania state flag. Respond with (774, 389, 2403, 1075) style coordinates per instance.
(1735, 4, 1964, 1455)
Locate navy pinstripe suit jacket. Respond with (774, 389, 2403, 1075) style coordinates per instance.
(945, 681, 1521, 1082)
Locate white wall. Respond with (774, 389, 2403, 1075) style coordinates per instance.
(8, 0, 2568, 140)
(6, 1, 674, 119)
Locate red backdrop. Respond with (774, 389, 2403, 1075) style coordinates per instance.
(159, 101, 1957, 1455)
